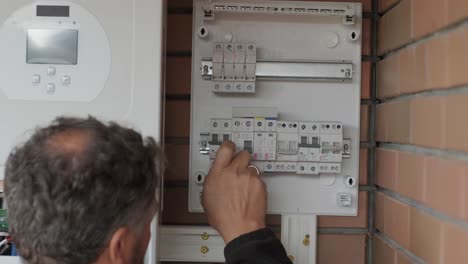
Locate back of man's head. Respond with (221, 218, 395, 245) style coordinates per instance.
(4, 116, 163, 264)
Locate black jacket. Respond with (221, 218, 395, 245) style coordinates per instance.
(224, 228, 293, 264)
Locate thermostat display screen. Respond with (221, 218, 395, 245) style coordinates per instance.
(26, 29, 78, 65)
(37, 5, 70, 17)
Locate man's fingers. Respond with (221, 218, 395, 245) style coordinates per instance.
(229, 150, 250, 169)
(210, 141, 236, 173)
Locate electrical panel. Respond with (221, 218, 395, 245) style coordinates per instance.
(190, 0, 362, 215)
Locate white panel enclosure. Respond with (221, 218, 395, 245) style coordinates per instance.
(189, 0, 362, 216)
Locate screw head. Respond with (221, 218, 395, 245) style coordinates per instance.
(200, 246, 209, 254)
(201, 232, 209, 240)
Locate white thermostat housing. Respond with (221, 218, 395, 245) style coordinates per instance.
(0, 0, 110, 102)
(0, 1, 164, 263)
(189, 0, 362, 216)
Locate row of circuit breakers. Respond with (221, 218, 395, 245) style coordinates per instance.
(203, 112, 346, 176)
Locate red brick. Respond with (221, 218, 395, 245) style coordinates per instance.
(425, 157, 466, 220)
(361, 61, 372, 99)
(378, 0, 412, 54)
(376, 148, 398, 191)
(167, 14, 193, 53)
(374, 236, 397, 264)
(376, 104, 388, 142)
(318, 191, 368, 228)
(359, 148, 369, 185)
(165, 101, 191, 138)
(463, 167, 468, 221)
(397, 152, 425, 202)
(397, 251, 413, 264)
(379, 0, 400, 13)
(441, 223, 468, 263)
(387, 101, 410, 144)
(448, 0, 468, 24)
(317, 234, 366, 264)
(165, 144, 189, 181)
(445, 94, 468, 152)
(447, 26, 468, 88)
(413, 43, 428, 93)
(361, 105, 369, 142)
(412, 0, 448, 38)
(426, 36, 450, 90)
(384, 195, 411, 249)
(398, 47, 417, 95)
(410, 208, 442, 263)
(410, 96, 445, 148)
(362, 19, 372, 56)
(166, 57, 192, 95)
(377, 54, 400, 98)
(375, 192, 385, 231)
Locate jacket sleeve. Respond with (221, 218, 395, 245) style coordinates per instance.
(224, 228, 293, 264)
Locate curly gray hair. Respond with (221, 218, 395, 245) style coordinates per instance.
(4, 116, 163, 264)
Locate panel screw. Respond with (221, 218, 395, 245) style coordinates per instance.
(303, 234, 311, 246)
(201, 246, 209, 254)
(288, 255, 295, 262)
(201, 232, 209, 240)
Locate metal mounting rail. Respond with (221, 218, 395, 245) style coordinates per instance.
(201, 59, 354, 81)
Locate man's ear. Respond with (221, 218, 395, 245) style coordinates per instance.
(108, 227, 135, 264)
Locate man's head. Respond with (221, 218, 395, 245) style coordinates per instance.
(4, 116, 163, 264)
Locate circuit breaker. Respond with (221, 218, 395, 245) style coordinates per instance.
(190, 0, 362, 216)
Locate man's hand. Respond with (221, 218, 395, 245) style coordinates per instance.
(201, 141, 267, 244)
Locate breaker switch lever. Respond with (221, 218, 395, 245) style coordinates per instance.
(342, 138, 351, 159)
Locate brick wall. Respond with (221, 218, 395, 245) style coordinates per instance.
(375, 0, 468, 263)
(164, 1, 374, 263)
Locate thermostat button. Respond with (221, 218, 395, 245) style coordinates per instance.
(47, 83, 55, 94)
(62, 75, 71, 86)
(32, 74, 41, 84)
(47, 67, 56, 76)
